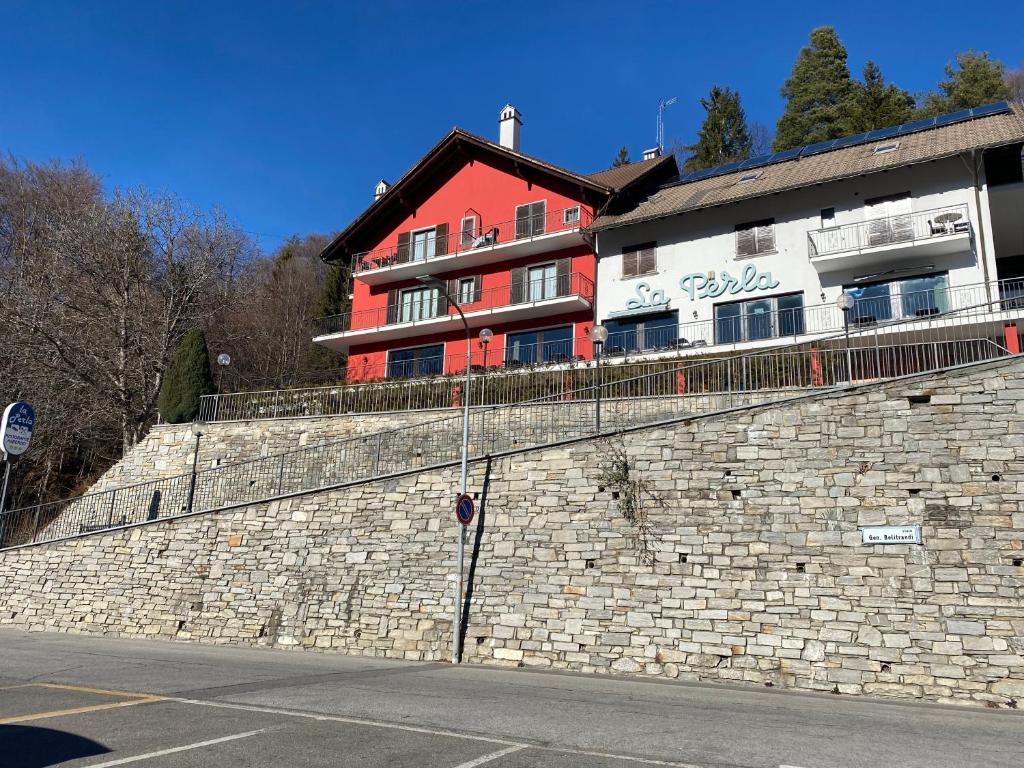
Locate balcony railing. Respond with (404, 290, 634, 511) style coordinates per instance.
(351, 206, 593, 275)
(807, 204, 970, 258)
(316, 271, 594, 336)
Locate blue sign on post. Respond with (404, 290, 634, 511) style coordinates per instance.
(1, 402, 35, 458)
(455, 493, 475, 526)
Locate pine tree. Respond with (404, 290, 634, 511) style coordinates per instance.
(774, 26, 854, 151)
(684, 86, 753, 171)
(612, 146, 631, 167)
(844, 61, 915, 133)
(158, 328, 214, 424)
(918, 51, 1010, 116)
(309, 262, 351, 372)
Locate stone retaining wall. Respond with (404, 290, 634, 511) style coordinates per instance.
(2, 359, 1023, 707)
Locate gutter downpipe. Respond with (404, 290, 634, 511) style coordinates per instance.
(968, 149, 993, 303)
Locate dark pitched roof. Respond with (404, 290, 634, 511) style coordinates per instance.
(321, 128, 613, 262)
(587, 154, 677, 189)
(592, 102, 1024, 232)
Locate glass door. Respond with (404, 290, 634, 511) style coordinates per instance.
(527, 263, 557, 301)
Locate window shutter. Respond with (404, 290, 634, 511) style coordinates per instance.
(473, 274, 483, 303)
(530, 201, 547, 235)
(515, 205, 530, 239)
(435, 286, 448, 316)
(447, 278, 460, 305)
(639, 245, 657, 275)
(555, 257, 571, 296)
(396, 231, 411, 263)
(461, 217, 476, 246)
(510, 266, 526, 304)
(735, 226, 756, 257)
(755, 222, 775, 253)
(622, 250, 638, 278)
(386, 288, 399, 324)
(434, 223, 448, 256)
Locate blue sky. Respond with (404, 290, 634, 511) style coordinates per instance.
(2, 1, 1020, 252)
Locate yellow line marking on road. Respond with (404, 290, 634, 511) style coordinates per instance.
(0, 696, 161, 724)
(32, 682, 160, 699)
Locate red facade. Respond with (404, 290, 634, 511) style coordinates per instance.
(315, 121, 674, 381)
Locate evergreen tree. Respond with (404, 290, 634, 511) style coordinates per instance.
(844, 61, 915, 133)
(684, 86, 752, 171)
(158, 328, 214, 424)
(309, 262, 351, 372)
(918, 51, 1010, 116)
(612, 146, 631, 166)
(774, 26, 854, 151)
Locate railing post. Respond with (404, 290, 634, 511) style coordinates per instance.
(32, 506, 41, 543)
(374, 432, 383, 475)
(107, 490, 116, 527)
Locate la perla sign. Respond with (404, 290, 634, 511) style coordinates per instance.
(679, 264, 780, 301)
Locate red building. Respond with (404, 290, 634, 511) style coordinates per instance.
(316, 106, 675, 381)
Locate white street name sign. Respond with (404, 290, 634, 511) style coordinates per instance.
(861, 525, 922, 545)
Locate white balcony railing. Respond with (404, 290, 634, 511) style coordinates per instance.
(808, 204, 970, 259)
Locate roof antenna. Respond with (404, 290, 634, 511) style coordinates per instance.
(657, 97, 677, 153)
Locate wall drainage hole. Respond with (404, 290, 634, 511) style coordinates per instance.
(908, 488, 921, 496)
(881, 663, 891, 673)
(1013, 558, 1023, 567)
(476, 636, 486, 645)
(612, 490, 620, 500)
(731, 489, 742, 499)
(992, 474, 1002, 482)
(176, 620, 186, 632)
(678, 553, 688, 563)
(585, 559, 595, 569)
(796, 562, 806, 574)
(725, 470, 732, 477)
(907, 394, 931, 404)
(598, 486, 605, 493)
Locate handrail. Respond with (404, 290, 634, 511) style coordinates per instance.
(807, 203, 970, 258)
(3, 292, 1021, 551)
(351, 205, 592, 274)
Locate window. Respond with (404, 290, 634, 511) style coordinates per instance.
(820, 207, 836, 228)
(505, 325, 573, 365)
(515, 201, 547, 239)
(604, 311, 679, 354)
(714, 293, 805, 344)
(622, 242, 657, 278)
(563, 206, 580, 225)
(864, 192, 912, 246)
(872, 141, 900, 154)
(843, 273, 949, 324)
(735, 219, 775, 258)
(411, 227, 436, 262)
(738, 171, 763, 183)
(458, 277, 475, 305)
(460, 216, 478, 247)
(399, 286, 439, 322)
(387, 344, 444, 378)
(527, 262, 558, 301)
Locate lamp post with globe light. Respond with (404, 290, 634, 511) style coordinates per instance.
(836, 293, 855, 386)
(214, 353, 231, 421)
(589, 324, 609, 433)
(478, 327, 493, 371)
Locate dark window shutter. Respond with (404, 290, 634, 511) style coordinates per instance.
(515, 205, 530, 239)
(434, 285, 448, 316)
(735, 226, 756, 257)
(510, 266, 526, 303)
(434, 223, 448, 256)
(530, 201, 547, 235)
(396, 231, 411, 263)
(639, 245, 657, 275)
(386, 288, 399, 324)
(756, 222, 775, 253)
(622, 250, 638, 278)
(447, 278, 460, 305)
(473, 274, 483, 303)
(555, 257, 571, 296)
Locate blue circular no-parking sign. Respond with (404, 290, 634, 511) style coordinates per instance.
(455, 493, 475, 526)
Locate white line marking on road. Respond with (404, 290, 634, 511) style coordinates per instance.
(451, 745, 527, 767)
(82, 728, 267, 766)
(168, 697, 709, 767)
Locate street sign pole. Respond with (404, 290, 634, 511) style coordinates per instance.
(0, 460, 10, 517)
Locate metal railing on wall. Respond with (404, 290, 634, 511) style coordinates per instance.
(807, 204, 970, 258)
(202, 278, 1024, 422)
(2, 293, 1021, 551)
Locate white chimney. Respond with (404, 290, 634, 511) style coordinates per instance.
(642, 147, 661, 161)
(374, 179, 390, 201)
(499, 104, 522, 152)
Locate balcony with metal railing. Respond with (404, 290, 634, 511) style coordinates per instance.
(350, 206, 593, 286)
(314, 272, 594, 350)
(807, 204, 971, 271)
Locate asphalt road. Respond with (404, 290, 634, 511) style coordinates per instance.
(0, 629, 1020, 768)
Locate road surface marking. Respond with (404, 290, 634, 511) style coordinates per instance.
(0, 697, 159, 724)
(170, 697, 709, 767)
(451, 745, 528, 767)
(32, 682, 160, 699)
(82, 729, 268, 767)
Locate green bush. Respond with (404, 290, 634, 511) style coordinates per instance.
(158, 328, 215, 423)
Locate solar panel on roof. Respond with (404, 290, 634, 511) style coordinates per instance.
(897, 117, 937, 134)
(831, 134, 865, 149)
(864, 125, 901, 141)
(800, 139, 838, 156)
(738, 154, 773, 169)
(970, 101, 1010, 117)
(770, 147, 802, 162)
(934, 109, 972, 126)
(713, 161, 744, 174)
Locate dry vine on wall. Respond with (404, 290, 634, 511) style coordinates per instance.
(598, 436, 664, 565)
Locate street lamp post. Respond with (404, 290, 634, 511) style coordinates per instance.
(836, 293, 855, 386)
(215, 353, 231, 420)
(417, 275, 478, 664)
(186, 422, 204, 514)
(479, 327, 493, 371)
(589, 324, 608, 433)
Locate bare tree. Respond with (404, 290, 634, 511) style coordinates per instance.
(1006, 66, 1024, 104)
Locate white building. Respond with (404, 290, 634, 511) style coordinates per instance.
(590, 102, 1024, 360)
